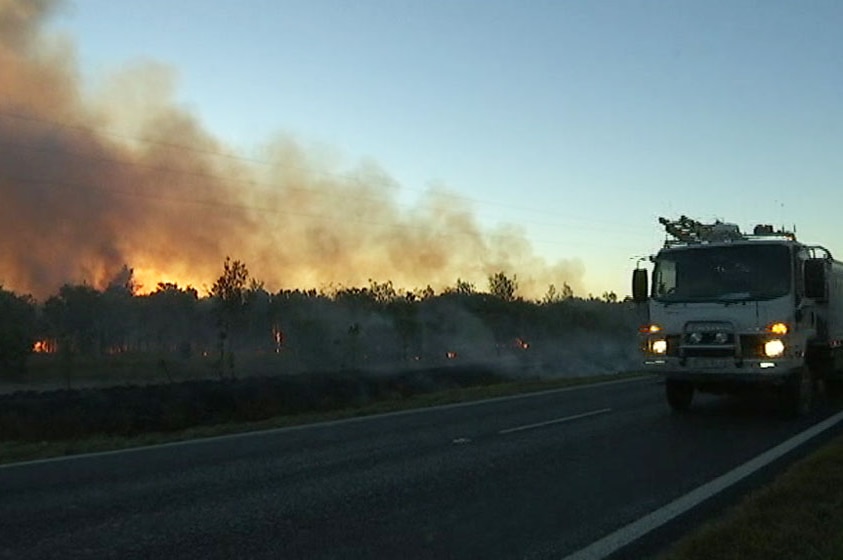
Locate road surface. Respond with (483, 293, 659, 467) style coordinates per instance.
(1, 376, 839, 559)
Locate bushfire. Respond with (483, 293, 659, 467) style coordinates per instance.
(32, 339, 56, 353)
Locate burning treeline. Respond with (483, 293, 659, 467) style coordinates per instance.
(0, 269, 632, 441)
(9, 271, 634, 380)
(0, 0, 584, 301)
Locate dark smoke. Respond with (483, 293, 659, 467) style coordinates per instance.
(0, 0, 584, 300)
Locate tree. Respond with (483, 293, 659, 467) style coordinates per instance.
(443, 278, 474, 298)
(602, 291, 618, 303)
(143, 283, 199, 356)
(107, 264, 139, 295)
(416, 284, 436, 300)
(368, 279, 397, 304)
(333, 285, 376, 310)
(43, 284, 101, 355)
(211, 257, 250, 310)
(457, 278, 475, 295)
(0, 287, 37, 375)
(100, 266, 138, 353)
(388, 293, 420, 363)
(488, 271, 518, 302)
(210, 257, 251, 378)
(543, 284, 561, 304)
(243, 281, 274, 353)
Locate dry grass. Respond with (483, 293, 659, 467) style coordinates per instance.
(0, 371, 647, 465)
(659, 433, 843, 560)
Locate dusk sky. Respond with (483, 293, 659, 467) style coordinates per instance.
(42, 0, 843, 297)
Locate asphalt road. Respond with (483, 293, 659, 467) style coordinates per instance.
(0, 376, 838, 559)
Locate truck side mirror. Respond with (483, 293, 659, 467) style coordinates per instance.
(804, 259, 827, 302)
(632, 268, 649, 303)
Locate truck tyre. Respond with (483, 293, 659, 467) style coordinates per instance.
(666, 380, 694, 412)
(779, 367, 815, 418)
(826, 379, 843, 400)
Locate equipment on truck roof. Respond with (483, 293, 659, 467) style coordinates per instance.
(657, 215, 795, 246)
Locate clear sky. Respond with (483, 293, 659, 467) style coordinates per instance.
(47, 0, 843, 297)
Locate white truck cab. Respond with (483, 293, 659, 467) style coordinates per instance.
(633, 217, 843, 416)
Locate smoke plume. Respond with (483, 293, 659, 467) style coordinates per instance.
(0, 0, 584, 300)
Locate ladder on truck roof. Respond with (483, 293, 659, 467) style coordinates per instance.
(659, 216, 796, 246)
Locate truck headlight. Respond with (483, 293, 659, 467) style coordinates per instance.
(651, 339, 668, 355)
(764, 339, 785, 358)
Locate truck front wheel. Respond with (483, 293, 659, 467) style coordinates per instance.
(666, 380, 694, 412)
(826, 379, 843, 400)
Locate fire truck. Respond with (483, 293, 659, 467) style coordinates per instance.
(633, 216, 843, 416)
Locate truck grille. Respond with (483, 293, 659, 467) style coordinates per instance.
(661, 334, 767, 359)
(682, 346, 735, 358)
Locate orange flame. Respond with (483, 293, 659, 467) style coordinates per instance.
(272, 326, 284, 353)
(32, 339, 55, 353)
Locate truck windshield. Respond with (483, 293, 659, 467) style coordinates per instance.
(652, 244, 791, 303)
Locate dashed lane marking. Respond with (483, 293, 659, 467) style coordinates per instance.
(498, 408, 612, 435)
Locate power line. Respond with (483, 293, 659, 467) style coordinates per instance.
(0, 172, 647, 253)
(0, 109, 651, 235)
(0, 136, 651, 242)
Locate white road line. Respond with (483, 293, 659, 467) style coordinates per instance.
(499, 408, 612, 435)
(560, 409, 843, 560)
